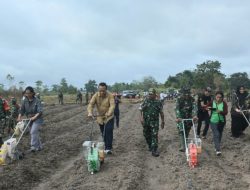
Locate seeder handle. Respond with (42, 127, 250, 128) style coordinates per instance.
(16, 119, 32, 146)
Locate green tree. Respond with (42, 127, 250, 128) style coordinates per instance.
(85, 80, 97, 93)
(0, 84, 4, 93)
(6, 74, 15, 90)
(35, 80, 43, 93)
(18, 81, 25, 91)
(228, 72, 250, 90)
(43, 85, 50, 95)
(165, 75, 179, 88)
(194, 60, 224, 89)
(60, 78, 68, 93)
(141, 76, 158, 91)
(68, 85, 77, 94)
(51, 84, 60, 92)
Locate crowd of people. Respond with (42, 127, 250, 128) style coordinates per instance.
(0, 83, 249, 160)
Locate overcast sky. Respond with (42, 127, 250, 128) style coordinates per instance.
(0, 0, 250, 88)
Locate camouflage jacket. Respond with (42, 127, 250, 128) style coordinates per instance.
(141, 98, 163, 122)
(0, 98, 6, 119)
(175, 96, 197, 119)
(9, 103, 20, 119)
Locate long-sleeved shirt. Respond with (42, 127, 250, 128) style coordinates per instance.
(19, 97, 43, 118)
(87, 91, 115, 125)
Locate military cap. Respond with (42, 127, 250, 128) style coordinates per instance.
(148, 88, 156, 95)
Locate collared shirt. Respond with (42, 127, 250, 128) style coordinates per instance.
(87, 91, 115, 124)
(20, 97, 43, 118)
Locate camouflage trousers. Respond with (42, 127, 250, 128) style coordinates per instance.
(58, 98, 63, 105)
(143, 121, 159, 150)
(176, 121, 192, 150)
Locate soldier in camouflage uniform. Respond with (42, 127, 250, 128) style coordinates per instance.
(58, 91, 64, 105)
(7, 97, 20, 135)
(140, 88, 165, 157)
(0, 96, 5, 146)
(76, 91, 83, 104)
(175, 87, 198, 152)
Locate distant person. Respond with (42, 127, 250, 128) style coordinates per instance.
(160, 91, 166, 104)
(87, 82, 115, 154)
(76, 91, 83, 104)
(85, 92, 89, 105)
(206, 91, 228, 156)
(58, 91, 64, 105)
(140, 88, 165, 157)
(114, 93, 121, 128)
(231, 86, 250, 138)
(197, 87, 212, 139)
(17, 86, 43, 152)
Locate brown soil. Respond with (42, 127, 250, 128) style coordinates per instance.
(0, 102, 250, 190)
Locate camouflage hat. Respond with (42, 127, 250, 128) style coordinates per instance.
(148, 88, 156, 95)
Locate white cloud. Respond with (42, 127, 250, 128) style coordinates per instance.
(0, 0, 250, 88)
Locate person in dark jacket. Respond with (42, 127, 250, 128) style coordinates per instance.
(114, 93, 121, 128)
(231, 85, 250, 138)
(17, 86, 43, 152)
(197, 87, 212, 139)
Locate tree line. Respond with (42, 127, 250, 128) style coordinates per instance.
(1, 60, 249, 96)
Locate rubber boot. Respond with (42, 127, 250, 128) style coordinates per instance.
(152, 147, 160, 157)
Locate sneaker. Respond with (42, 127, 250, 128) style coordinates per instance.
(216, 151, 221, 156)
(179, 146, 185, 152)
(27, 147, 36, 153)
(104, 150, 112, 155)
(37, 147, 42, 151)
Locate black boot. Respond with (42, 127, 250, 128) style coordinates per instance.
(152, 147, 160, 157)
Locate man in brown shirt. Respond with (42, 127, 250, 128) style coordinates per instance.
(87, 82, 115, 154)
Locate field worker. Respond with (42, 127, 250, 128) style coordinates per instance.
(85, 92, 89, 105)
(0, 96, 5, 147)
(58, 90, 64, 105)
(140, 88, 165, 157)
(231, 85, 250, 138)
(7, 97, 20, 135)
(175, 86, 198, 152)
(197, 87, 212, 139)
(206, 91, 228, 156)
(76, 90, 83, 104)
(114, 93, 121, 128)
(17, 86, 43, 152)
(87, 82, 115, 154)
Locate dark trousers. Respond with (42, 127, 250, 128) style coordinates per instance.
(197, 112, 210, 136)
(114, 110, 120, 127)
(231, 114, 249, 137)
(99, 118, 114, 150)
(210, 123, 225, 151)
